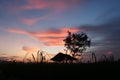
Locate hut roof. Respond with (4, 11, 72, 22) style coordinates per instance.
(51, 52, 77, 62)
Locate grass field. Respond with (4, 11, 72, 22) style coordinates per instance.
(0, 60, 120, 80)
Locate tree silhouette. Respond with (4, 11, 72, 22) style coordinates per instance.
(63, 31, 91, 57)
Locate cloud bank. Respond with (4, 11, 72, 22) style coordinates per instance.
(7, 27, 80, 46)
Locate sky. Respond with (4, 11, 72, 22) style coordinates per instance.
(0, 0, 120, 61)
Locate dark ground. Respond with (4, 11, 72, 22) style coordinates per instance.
(0, 61, 120, 80)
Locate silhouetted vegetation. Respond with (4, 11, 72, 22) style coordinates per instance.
(0, 59, 120, 80)
(63, 31, 91, 57)
(23, 50, 47, 63)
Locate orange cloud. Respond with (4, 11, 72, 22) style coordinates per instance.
(27, 27, 80, 39)
(38, 37, 65, 46)
(22, 46, 39, 52)
(7, 27, 80, 46)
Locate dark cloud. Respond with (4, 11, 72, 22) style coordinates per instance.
(0, 57, 9, 61)
(0, 56, 20, 61)
(78, 16, 120, 59)
(96, 7, 120, 21)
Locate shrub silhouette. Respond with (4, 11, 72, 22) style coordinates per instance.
(63, 31, 91, 57)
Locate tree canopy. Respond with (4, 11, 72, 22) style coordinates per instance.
(63, 31, 91, 57)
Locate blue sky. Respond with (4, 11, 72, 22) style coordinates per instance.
(0, 0, 120, 60)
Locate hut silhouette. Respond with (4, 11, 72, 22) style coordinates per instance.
(51, 52, 77, 62)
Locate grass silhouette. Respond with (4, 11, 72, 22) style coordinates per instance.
(0, 59, 120, 80)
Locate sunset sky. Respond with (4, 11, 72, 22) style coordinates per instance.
(0, 0, 120, 61)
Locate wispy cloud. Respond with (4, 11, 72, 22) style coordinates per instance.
(7, 27, 80, 46)
(19, 13, 52, 26)
(21, 0, 80, 11)
(21, 0, 81, 22)
(1, 0, 81, 12)
(19, 18, 39, 26)
(22, 46, 39, 52)
(18, 0, 81, 26)
(19, 13, 54, 26)
(7, 29, 28, 34)
(1, 0, 81, 26)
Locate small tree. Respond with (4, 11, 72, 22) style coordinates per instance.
(63, 31, 91, 57)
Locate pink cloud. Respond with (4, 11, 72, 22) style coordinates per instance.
(18, 0, 81, 26)
(7, 29, 28, 34)
(3, 0, 81, 15)
(19, 13, 52, 26)
(31, 27, 79, 37)
(21, 0, 80, 10)
(3, 0, 81, 23)
(38, 37, 65, 46)
(22, 46, 39, 52)
(7, 27, 80, 46)
(19, 18, 39, 26)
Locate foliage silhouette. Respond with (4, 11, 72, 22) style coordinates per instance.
(63, 31, 91, 57)
(91, 52, 97, 62)
(0, 59, 120, 80)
